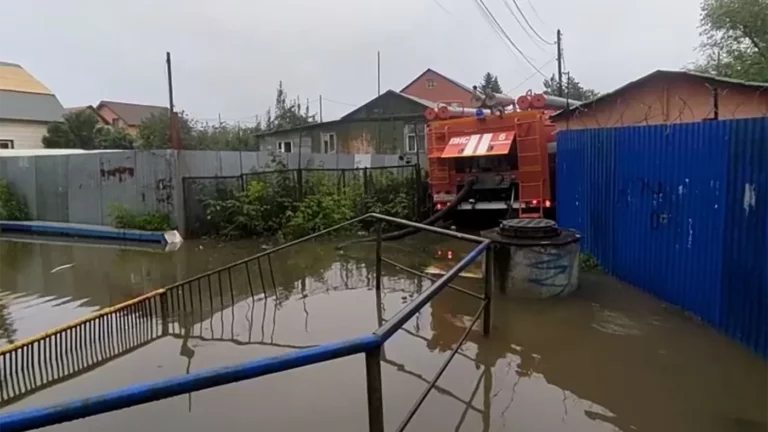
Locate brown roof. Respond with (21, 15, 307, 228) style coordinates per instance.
(97, 100, 168, 126)
(65, 105, 110, 124)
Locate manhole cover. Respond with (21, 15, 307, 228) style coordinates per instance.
(499, 218, 560, 239)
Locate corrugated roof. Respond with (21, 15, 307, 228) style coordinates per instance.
(0, 62, 53, 95)
(0, 89, 65, 122)
(551, 69, 768, 121)
(97, 100, 168, 126)
(340, 90, 435, 120)
(398, 92, 438, 108)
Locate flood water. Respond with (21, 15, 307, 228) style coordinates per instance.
(0, 234, 766, 432)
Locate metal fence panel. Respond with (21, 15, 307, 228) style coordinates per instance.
(33, 155, 70, 222)
(98, 151, 138, 225)
(135, 151, 176, 217)
(722, 117, 768, 356)
(67, 153, 102, 225)
(556, 128, 614, 269)
(239, 152, 260, 174)
(557, 118, 766, 356)
(1, 156, 37, 219)
(614, 122, 730, 324)
(218, 151, 243, 176)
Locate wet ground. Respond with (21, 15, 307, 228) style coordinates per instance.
(0, 233, 766, 432)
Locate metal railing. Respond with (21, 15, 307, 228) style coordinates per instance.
(0, 213, 493, 432)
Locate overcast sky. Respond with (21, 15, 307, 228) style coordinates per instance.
(0, 0, 702, 122)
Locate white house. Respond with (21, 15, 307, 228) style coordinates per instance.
(0, 61, 65, 150)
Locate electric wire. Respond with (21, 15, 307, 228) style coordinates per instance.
(473, 0, 549, 79)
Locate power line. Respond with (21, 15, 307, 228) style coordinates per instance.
(499, 0, 550, 51)
(473, 0, 549, 79)
(507, 58, 557, 93)
(322, 97, 358, 107)
(507, 0, 554, 45)
(525, 0, 551, 32)
(431, 0, 452, 15)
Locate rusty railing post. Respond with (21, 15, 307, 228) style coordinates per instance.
(160, 292, 170, 336)
(365, 347, 384, 432)
(483, 246, 493, 336)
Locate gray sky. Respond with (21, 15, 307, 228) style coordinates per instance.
(0, 0, 702, 122)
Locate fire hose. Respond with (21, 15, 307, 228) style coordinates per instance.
(336, 177, 477, 249)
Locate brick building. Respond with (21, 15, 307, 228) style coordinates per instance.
(400, 69, 475, 107)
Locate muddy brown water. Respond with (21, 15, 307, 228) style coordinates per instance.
(0, 234, 766, 432)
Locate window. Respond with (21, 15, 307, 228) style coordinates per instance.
(277, 140, 293, 153)
(404, 123, 425, 153)
(426, 79, 436, 89)
(111, 118, 121, 127)
(321, 132, 337, 154)
(0, 139, 13, 149)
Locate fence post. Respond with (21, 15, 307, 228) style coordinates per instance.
(363, 167, 369, 196)
(296, 168, 304, 201)
(482, 246, 493, 336)
(341, 169, 347, 191)
(375, 222, 383, 294)
(160, 292, 169, 336)
(365, 347, 385, 432)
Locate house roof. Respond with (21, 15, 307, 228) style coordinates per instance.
(550, 69, 768, 121)
(340, 89, 436, 120)
(0, 61, 64, 122)
(254, 113, 425, 137)
(400, 68, 474, 94)
(96, 100, 168, 126)
(0, 90, 65, 122)
(65, 105, 110, 124)
(0, 61, 53, 95)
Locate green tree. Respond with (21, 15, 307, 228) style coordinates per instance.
(542, 74, 600, 102)
(43, 110, 135, 150)
(137, 111, 195, 150)
(191, 122, 262, 150)
(479, 72, 503, 93)
(42, 110, 102, 149)
(690, 0, 768, 81)
(95, 126, 135, 150)
(265, 81, 317, 131)
(138, 111, 263, 150)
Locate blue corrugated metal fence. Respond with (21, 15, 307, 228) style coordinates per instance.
(557, 117, 768, 357)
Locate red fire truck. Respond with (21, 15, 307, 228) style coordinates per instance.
(424, 89, 568, 219)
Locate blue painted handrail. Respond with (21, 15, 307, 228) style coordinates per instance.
(0, 214, 491, 432)
(0, 336, 381, 432)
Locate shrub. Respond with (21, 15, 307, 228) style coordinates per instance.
(109, 204, 173, 232)
(579, 253, 601, 272)
(203, 177, 298, 239)
(202, 167, 419, 241)
(0, 180, 29, 221)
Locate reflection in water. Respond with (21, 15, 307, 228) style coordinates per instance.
(0, 234, 766, 432)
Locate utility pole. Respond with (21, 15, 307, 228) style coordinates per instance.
(556, 30, 563, 98)
(165, 51, 179, 150)
(377, 51, 381, 96)
(319, 95, 323, 122)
